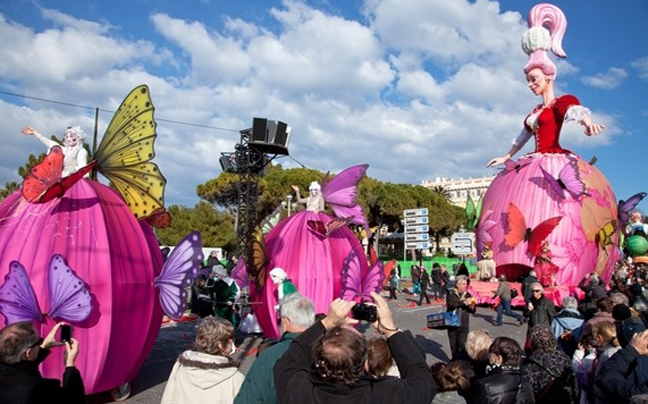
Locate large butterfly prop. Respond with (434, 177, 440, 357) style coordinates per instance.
(595, 220, 618, 251)
(0, 255, 93, 325)
(230, 257, 249, 291)
(339, 248, 384, 303)
(502, 158, 532, 174)
(465, 195, 483, 232)
(618, 192, 647, 226)
(247, 226, 268, 290)
(21, 146, 97, 203)
(321, 164, 371, 236)
(153, 231, 203, 320)
(476, 210, 497, 252)
(504, 202, 562, 256)
(93, 85, 167, 221)
(307, 217, 353, 238)
(539, 162, 586, 200)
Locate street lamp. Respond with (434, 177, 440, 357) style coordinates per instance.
(281, 194, 297, 217)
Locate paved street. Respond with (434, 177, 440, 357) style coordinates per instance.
(88, 292, 528, 403)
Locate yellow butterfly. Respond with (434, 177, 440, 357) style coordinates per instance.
(596, 220, 617, 250)
(94, 85, 167, 220)
(247, 226, 268, 289)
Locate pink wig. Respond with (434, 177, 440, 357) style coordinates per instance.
(522, 3, 567, 79)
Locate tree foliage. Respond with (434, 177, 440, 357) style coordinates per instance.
(0, 181, 20, 202)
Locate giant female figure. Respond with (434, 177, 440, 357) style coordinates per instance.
(482, 4, 618, 291)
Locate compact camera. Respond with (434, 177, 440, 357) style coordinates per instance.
(60, 325, 72, 343)
(351, 303, 378, 322)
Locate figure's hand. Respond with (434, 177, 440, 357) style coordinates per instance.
(630, 330, 648, 356)
(321, 298, 357, 329)
(487, 157, 507, 167)
(291, 185, 299, 192)
(584, 123, 605, 136)
(42, 322, 64, 349)
(21, 126, 36, 136)
(64, 338, 80, 367)
(527, 302, 534, 311)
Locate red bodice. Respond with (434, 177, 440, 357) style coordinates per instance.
(524, 94, 580, 154)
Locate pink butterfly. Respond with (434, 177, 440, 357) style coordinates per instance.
(307, 217, 353, 237)
(539, 162, 586, 200)
(230, 257, 249, 291)
(0, 255, 93, 325)
(153, 231, 203, 320)
(321, 164, 371, 236)
(339, 248, 384, 303)
(476, 210, 497, 252)
(618, 192, 647, 225)
(503, 158, 532, 173)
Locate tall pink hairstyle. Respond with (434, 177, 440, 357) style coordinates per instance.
(522, 3, 567, 79)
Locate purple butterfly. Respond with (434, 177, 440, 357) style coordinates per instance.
(307, 217, 353, 238)
(618, 192, 647, 225)
(153, 231, 203, 320)
(539, 162, 585, 200)
(0, 255, 93, 326)
(230, 257, 249, 291)
(503, 158, 532, 173)
(476, 210, 496, 252)
(321, 164, 371, 236)
(339, 248, 384, 303)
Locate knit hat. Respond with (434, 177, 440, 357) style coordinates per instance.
(612, 304, 632, 322)
(212, 265, 227, 277)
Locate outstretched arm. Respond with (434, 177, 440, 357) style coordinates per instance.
(291, 185, 308, 204)
(487, 128, 530, 167)
(22, 126, 59, 149)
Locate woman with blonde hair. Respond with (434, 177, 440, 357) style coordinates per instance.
(161, 317, 244, 404)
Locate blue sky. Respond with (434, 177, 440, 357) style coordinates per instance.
(0, 0, 646, 214)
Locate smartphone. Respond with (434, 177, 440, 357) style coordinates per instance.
(60, 325, 72, 343)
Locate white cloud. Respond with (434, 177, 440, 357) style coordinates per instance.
(581, 67, 628, 90)
(631, 56, 648, 81)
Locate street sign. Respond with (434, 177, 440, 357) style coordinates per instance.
(404, 208, 428, 217)
(404, 224, 429, 234)
(405, 241, 430, 249)
(405, 233, 429, 241)
(454, 236, 473, 254)
(404, 217, 428, 225)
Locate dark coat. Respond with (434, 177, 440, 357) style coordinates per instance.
(595, 344, 648, 402)
(447, 290, 476, 329)
(0, 349, 85, 404)
(521, 350, 578, 404)
(523, 295, 556, 330)
(471, 367, 534, 404)
(420, 270, 431, 289)
(274, 322, 435, 404)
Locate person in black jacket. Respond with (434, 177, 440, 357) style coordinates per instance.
(0, 321, 85, 404)
(471, 337, 534, 404)
(418, 267, 431, 306)
(447, 275, 477, 360)
(274, 292, 435, 404)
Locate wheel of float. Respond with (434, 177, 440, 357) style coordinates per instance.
(110, 382, 131, 402)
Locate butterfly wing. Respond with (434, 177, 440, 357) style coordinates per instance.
(248, 226, 268, 289)
(504, 158, 531, 173)
(260, 205, 282, 235)
(558, 161, 585, 199)
(527, 217, 563, 256)
(21, 146, 64, 203)
(477, 210, 496, 252)
(47, 254, 93, 322)
(539, 165, 566, 199)
(230, 257, 249, 291)
(0, 262, 42, 325)
(321, 164, 368, 215)
(361, 261, 385, 302)
(307, 220, 327, 237)
(465, 195, 476, 231)
(325, 217, 353, 236)
(618, 192, 647, 225)
(153, 231, 203, 320)
(145, 207, 172, 229)
(94, 85, 167, 220)
(382, 259, 397, 287)
(339, 249, 364, 302)
(596, 221, 618, 250)
(504, 203, 528, 249)
(39, 160, 98, 204)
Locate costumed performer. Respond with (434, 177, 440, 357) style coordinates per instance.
(21, 126, 89, 176)
(534, 240, 558, 287)
(476, 247, 496, 281)
(208, 265, 240, 327)
(269, 267, 298, 306)
(626, 211, 647, 237)
(482, 3, 618, 289)
(253, 165, 371, 339)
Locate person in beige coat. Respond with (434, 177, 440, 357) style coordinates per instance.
(161, 317, 244, 404)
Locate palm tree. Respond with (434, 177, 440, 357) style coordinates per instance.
(430, 185, 451, 201)
(0, 181, 20, 202)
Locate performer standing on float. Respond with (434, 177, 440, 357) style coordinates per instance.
(481, 3, 618, 293)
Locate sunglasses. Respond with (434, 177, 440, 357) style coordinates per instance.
(532, 289, 542, 293)
(29, 338, 43, 349)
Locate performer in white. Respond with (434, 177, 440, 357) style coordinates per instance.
(22, 126, 89, 176)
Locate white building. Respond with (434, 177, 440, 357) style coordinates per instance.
(421, 176, 495, 207)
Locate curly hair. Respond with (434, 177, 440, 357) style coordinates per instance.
(489, 337, 523, 367)
(366, 337, 393, 378)
(312, 326, 367, 384)
(194, 316, 234, 355)
(466, 330, 492, 362)
(530, 324, 557, 353)
(435, 360, 472, 392)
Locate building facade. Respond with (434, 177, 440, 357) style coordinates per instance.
(422, 176, 495, 207)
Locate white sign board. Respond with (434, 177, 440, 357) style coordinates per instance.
(405, 233, 429, 241)
(404, 208, 428, 217)
(404, 217, 428, 225)
(405, 241, 430, 249)
(404, 224, 429, 234)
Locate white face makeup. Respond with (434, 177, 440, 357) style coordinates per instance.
(64, 132, 79, 147)
(270, 274, 281, 285)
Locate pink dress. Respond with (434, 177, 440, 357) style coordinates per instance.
(480, 95, 618, 287)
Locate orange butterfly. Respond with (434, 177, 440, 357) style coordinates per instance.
(504, 202, 562, 256)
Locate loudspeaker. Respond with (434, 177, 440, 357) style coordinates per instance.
(272, 121, 289, 147)
(252, 118, 268, 142)
(219, 155, 236, 173)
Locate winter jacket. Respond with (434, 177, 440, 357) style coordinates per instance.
(274, 321, 435, 404)
(447, 290, 476, 329)
(524, 295, 556, 330)
(161, 350, 244, 404)
(471, 366, 534, 404)
(431, 390, 467, 404)
(521, 350, 579, 404)
(595, 344, 648, 403)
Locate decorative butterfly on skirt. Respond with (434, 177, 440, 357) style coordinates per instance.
(247, 226, 268, 290)
(465, 195, 483, 231)
(21, 146, 97, 203)
(539, 162, 586, 200)
(476, 210, 497, 253)
(153, 231, 203, 320)
(0, 254, 93, 325)
(145, 207, 171, 229)
(595, 221, 618, 251)
(307, 217, 353, 238)
(230, 257, 249, 291)
(502, 158, 532, 174)
(339, 248, 384, 303)
(618, 192, 647, 226)
(504, 202, 562, 256)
